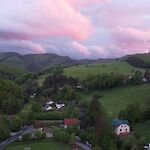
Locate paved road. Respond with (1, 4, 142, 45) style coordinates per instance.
(76, 142, 92, 150)
(0, 126, 36, 150)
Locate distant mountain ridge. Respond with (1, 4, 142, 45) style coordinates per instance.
(0, 52, 104, 71)
(0, 52, 81, 71)
(1, 52, 149, 71)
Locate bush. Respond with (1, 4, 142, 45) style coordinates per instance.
(34, 130, 46, 139)
(10, 115, 23, 132)
(22, 133, 32, 141)
(53, 127, 70, 144)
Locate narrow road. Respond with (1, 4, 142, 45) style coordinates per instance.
(76, 142, 92, 150)
(0, 126, 36, 150)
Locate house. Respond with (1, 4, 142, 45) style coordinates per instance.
(64, 118, 78, 128)
(56, 101, 65, 109)
(112, 119, 130, 136)
(46, 100, 54, 105)
(144, 143, 150, 150)
(44, 106, 53, 111)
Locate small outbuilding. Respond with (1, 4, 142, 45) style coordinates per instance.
(64, 118, 78, 129)
(112, 119, 130, 136)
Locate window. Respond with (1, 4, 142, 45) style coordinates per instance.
(125, 129, 128, 131)
(120, 129, 122, 132)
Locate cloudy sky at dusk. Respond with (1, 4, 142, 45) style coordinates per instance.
(0, 0, 150, 59)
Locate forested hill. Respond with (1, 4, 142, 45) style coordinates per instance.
(0, 77, 23, 114)
(0, 52, 78, 71)
(0, 52, 113, 71)
(125, 53, 150, 68)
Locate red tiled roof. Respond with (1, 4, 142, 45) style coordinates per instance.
(64, 118, 78, 126)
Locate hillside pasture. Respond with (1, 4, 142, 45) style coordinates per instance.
(134, 120, 150, 142)
(64, 61, 146, 79)
(78, 84, 150, 117)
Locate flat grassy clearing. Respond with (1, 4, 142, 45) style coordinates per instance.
(37, 73, 51, 86)
(4, 139, 73, 150)
(134, 120, 150, 142)
(64, 61, 146, 79)
(78, 84, 150, 118)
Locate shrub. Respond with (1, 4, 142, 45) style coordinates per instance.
(22, 133, 32, 141)
(34, 130, 46, 139)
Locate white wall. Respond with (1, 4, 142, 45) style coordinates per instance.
(115, 124, 130, 135)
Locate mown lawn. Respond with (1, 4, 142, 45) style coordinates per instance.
(134, 120, 150, 142)
(64, 61, 146, 79)
(78, 84, 150, 118)
(4, 139, 74, 150)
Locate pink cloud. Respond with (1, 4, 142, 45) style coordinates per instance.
(111, 26, 150, 54)
(71, 41, 109, 58)
(0, 0, 94, 41)
(66, 0, 111, 8)
(71, 41, 90, 56)
(0, 40, 45, 54)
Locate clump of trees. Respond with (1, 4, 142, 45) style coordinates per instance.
(81, 96, 118, 150)
(53, 127, 76, 145)
(127, 56, 150, 68)
(82, 71, 144, 91)
(82, 73, 124, 91)
(119, 97, 150, 124)
(0, 77, 23, 114)
(0, 116, 10, 141)
(37, 106, 79, 120)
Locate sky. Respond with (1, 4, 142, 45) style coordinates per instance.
(0, 0, 150, 59)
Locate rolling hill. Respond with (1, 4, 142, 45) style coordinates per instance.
(0, 52, 79, 71)
(124, 53, 150, 68)
(64, 61, 146, 79)
(0, 52, 115, 71)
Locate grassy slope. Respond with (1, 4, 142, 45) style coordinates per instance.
(0, 64, 27, 74)
(4, 139, 73, 150)
(64, 61, 146, 79)
(135, 54, 150, 63)
(37, 73, 51, 86)
(78, 84, 150, 118)
(134, 120, 150, 142)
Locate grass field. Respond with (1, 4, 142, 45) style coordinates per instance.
(64, 61, 146, 79)
(4, 139, 73, 150)
(134, 120, 150, 142)
(78, 84, 150, 117)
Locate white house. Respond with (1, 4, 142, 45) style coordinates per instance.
(44, 106, 53, 111)
(56, 101, 65, 109)
(144, 143, 150, 150)
(46, 100, 54, 105)
(112, 119, 130, 136)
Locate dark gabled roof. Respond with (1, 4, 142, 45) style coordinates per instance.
(112, 119, 129, 126)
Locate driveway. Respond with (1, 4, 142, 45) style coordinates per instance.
(0, 126, 36, 150)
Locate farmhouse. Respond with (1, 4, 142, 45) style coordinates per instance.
(64, 118, 78, 129)
(112, 119, 130, 136)
(56, 101, 65, 109)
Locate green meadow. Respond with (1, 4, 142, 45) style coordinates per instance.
(64, 61, 146, 79)
(4, 139, 73, 150)
(78, 84, 150, 118)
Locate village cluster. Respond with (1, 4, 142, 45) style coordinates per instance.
(44, 99, 65, 111)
